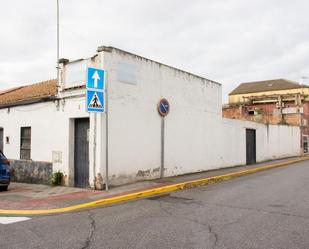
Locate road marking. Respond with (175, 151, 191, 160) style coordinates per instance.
(0, 217, 31, 225)
(0, 156, 308, 215)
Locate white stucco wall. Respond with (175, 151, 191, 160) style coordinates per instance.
(102, 49, 222, 184)
(220, 118, 300, 168)
(100, 48, 301, 184)
(0, 94, 89, 186)
(0, 47, 302, 188)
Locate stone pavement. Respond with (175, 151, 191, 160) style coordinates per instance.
(0, 157, 305, 210)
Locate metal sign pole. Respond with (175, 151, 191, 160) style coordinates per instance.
(105, 73, 109, 191)
(157, 98, 169, 179)
(160, 116, 165, 178)
(93, 112, 97, 190)
(86, 66, 105, 189)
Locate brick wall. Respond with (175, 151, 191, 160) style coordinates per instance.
(223, 102, 303, 126)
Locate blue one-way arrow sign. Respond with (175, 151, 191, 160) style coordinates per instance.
(87, 67, 105, 90)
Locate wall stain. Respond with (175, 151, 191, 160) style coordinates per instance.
(136, 169, 151, 177)
(152, 167, 160, 173)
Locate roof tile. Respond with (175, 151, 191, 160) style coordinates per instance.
(229, 79, 306, 95)
(0, 79, 57, 106)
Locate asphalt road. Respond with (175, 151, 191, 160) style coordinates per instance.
(1, 160, 309, 249)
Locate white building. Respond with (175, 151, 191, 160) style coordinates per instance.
(0, 46, 301, 188)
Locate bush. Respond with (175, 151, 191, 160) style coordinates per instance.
(50, 171, 63, 186)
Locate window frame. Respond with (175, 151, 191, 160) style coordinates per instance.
(20, 127, 31, 160)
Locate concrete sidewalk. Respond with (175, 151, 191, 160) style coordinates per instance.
(0, 156, 307, 211)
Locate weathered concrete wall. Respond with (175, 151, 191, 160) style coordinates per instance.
(98, 48, 301, 185)
(0, 47, 303, 188)
(0, 96, 90, 186)
(10, 160, 53, 184)
(220, 119, 300, 167)
(101, 48, 222, 185)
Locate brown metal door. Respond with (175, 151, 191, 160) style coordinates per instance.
(74, 118, 90, 188)
(246, 129, 256, 165)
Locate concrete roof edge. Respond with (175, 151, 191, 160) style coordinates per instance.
(97, 45, 221, 86)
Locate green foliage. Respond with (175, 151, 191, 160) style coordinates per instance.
(255, 108, 264, 115)
(50, 171, 63, 186)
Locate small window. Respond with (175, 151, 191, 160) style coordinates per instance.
(248, 110, 255, 115)
(20, 127, 31, 160)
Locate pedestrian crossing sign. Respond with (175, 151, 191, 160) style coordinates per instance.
(86, 90, 105, 113)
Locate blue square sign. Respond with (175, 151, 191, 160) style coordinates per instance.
(87, 90, 105, 113)
(87, 67, 105, 90)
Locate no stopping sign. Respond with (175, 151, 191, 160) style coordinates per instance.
(158, 98, 170, 117)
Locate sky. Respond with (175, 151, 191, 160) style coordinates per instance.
(0, 0, 308, 102)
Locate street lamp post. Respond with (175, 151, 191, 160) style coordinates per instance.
(56, 0, 60, 85)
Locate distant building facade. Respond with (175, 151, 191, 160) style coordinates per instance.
(223, 79, 309, 153)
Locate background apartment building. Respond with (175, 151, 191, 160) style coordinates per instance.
(223, 79, 309, 153)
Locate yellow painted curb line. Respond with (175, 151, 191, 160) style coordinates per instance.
(1, 157, 309, 215)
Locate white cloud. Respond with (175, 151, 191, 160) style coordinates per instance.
(0, 0, 308, 102)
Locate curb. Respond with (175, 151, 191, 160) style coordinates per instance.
(1, 156, 308, 215)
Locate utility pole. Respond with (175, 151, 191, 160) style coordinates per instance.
(56, 0, 60, 84)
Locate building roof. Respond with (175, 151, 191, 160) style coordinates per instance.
(0, 87, 22, 95)
(97, 46, 221, 86)
(229, 79, 306, 95)
(0, 79, 57, 108)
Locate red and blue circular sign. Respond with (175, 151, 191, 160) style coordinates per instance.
(158, 98, 170, 117)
